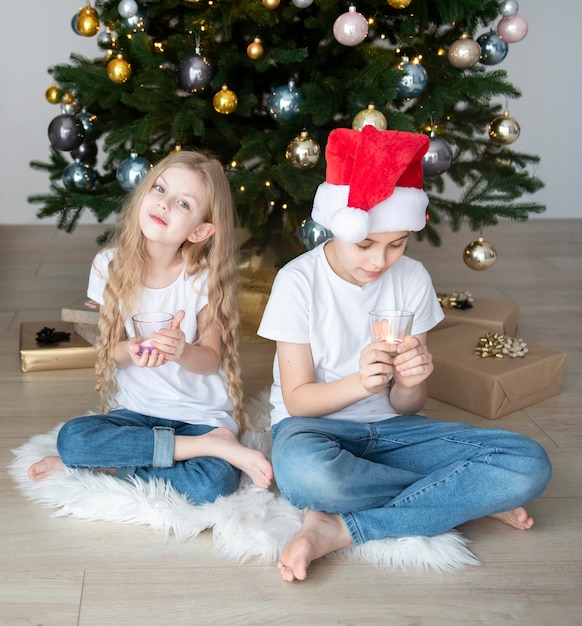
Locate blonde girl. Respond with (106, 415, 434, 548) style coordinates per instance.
(29, 150, 273, 501)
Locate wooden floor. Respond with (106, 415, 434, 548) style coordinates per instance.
(1, 221, 581, 625)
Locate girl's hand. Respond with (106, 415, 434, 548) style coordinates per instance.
(359, 341, 395, 395)
(391, 335, 433, 388)
(127, 337, 168, 368)
(152, 309, 187, 362)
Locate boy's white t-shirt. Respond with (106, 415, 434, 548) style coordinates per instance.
(88, 249, 237, 433)
(257, 242, 444, 426)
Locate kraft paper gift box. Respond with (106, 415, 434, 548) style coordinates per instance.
(433, 298, 519, 336)
(20, 322, 97, 373)
(427, 324, 565, 420)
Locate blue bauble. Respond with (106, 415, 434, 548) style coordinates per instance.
(396, 61, 428, 99)
(177, 53, 214, 93)
(267, 81, 305, 121)
(63, 160, 97, 191)
(71, 13, 81, 35)
(116, 152, 152, 191)
(77, 110, 98, 131)
(298, 217, 332, 250)
(477, 30, 508, 66)
(48, 114, 85, 151)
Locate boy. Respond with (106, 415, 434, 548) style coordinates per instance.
(258, 126, 552, 582)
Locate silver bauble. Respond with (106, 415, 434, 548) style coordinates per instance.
(422, 135, 453, 177)
(463, 237, 497, 271)
(118, 0, 139, 18)
(267, 81, 305, 121)
(477, 30, 508, 66)
(396, 60, 428, 99)
(498, 0, 519, 18)
(177, 53, 214, 93)
(286, 131, 320, 169)
(292, 0, 313, 7)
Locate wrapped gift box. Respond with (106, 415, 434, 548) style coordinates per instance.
(427, 324, 565, 420)
(433, 298, 519, 336)
(20, 322, 97, 373)
(61, 297, 100, 345)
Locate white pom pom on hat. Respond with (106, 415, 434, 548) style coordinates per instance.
(312, 125, 430, 243)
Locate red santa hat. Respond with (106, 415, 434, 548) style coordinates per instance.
(312, 125, 430, 243)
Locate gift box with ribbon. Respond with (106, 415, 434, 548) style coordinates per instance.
(434, 293, 519, 336)
(427, 324, 565, 420)
(20, 322, 97, 373)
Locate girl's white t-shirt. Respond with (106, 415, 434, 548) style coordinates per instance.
(88, 249, 237, 433)
(257, 242, 444, 425)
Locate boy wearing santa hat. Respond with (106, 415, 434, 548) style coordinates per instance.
(258, 125, 552, 583)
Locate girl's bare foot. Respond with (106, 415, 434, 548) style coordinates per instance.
(490, 506, 533, 530)
(278, 509, 352, 582)
(175, 428, 273, 489)
(28, 455, 65, 481)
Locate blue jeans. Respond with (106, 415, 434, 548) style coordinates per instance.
(271, 415, 552, 545)
(56, 409, 240, 504)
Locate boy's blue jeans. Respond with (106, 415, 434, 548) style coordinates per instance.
(271, 414, 552, 545)
(56, 409, 240, 504)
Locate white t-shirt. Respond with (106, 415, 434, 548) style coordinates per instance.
(88, 249, 237, 433)
(257, 242, 444, 426)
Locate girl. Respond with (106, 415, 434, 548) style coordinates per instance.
(29, 150, 273, 502)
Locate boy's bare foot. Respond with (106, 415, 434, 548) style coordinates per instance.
(490, 506, 533, 530)
(28, 455, 65, 481)
(278, 509, 352, 582)
(175, 428, 273, 489)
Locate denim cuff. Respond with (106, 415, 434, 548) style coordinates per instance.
(152, 425, 175, 468)
(341, 512, 363, 546)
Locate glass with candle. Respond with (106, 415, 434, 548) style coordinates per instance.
(369, 310, 414, 357)
(132, 312, 174, 353)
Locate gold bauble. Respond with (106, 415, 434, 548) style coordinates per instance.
(285, 130, 321, 169)
(447, 34, 481, 69)
(247, 37, 264, 60)
(488, 111, 521, 145)
(77, 4, 100, 37)
(213, 85, 238, 114)
(387, 0, 412, 8)
(463, 236, 497, 271)
(352, 104, 388, 131)
(61, 91, 75, 105)
(45, 84, 62, 104)
(262, 0, 280, 9)
(107, 54, 132, 84)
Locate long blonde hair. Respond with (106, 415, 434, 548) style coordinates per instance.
(95, 150, 250, 433)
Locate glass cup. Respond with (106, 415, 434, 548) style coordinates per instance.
(369, 309, 414, 357)
(132, 312, 174, 353)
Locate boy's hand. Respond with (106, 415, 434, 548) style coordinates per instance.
(359, 341, 395, 394)
(391, 336, 433, 388)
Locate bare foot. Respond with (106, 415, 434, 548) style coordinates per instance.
(278, 509, 352, 582)
(28, 455, 65, 481)
(490, 506, 533, 530)
(175, 428, 273, 489)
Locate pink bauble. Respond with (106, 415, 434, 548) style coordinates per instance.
(333, 6, 368, 46)
(497, 14, 528, 43)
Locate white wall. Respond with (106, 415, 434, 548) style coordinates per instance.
(2, 1, 580, 225)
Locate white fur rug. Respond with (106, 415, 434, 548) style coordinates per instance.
(7, 392, 478, 573)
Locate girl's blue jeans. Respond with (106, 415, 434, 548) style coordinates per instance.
(271, 414, 552, 545)
(56, 409, 240, 504)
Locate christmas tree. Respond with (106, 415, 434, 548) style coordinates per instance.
(29, 0, 543, 260)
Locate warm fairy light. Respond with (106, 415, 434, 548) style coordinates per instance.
(154, 42, 164, 52)
(230, 160, 237, 168)
(269, 200, 275, 206)
(265, 181, 271, 187)
(282, 203, 288, 210)
(239, 186, 245, 192)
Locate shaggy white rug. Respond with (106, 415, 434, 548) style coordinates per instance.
(7, 392, 479, 573)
